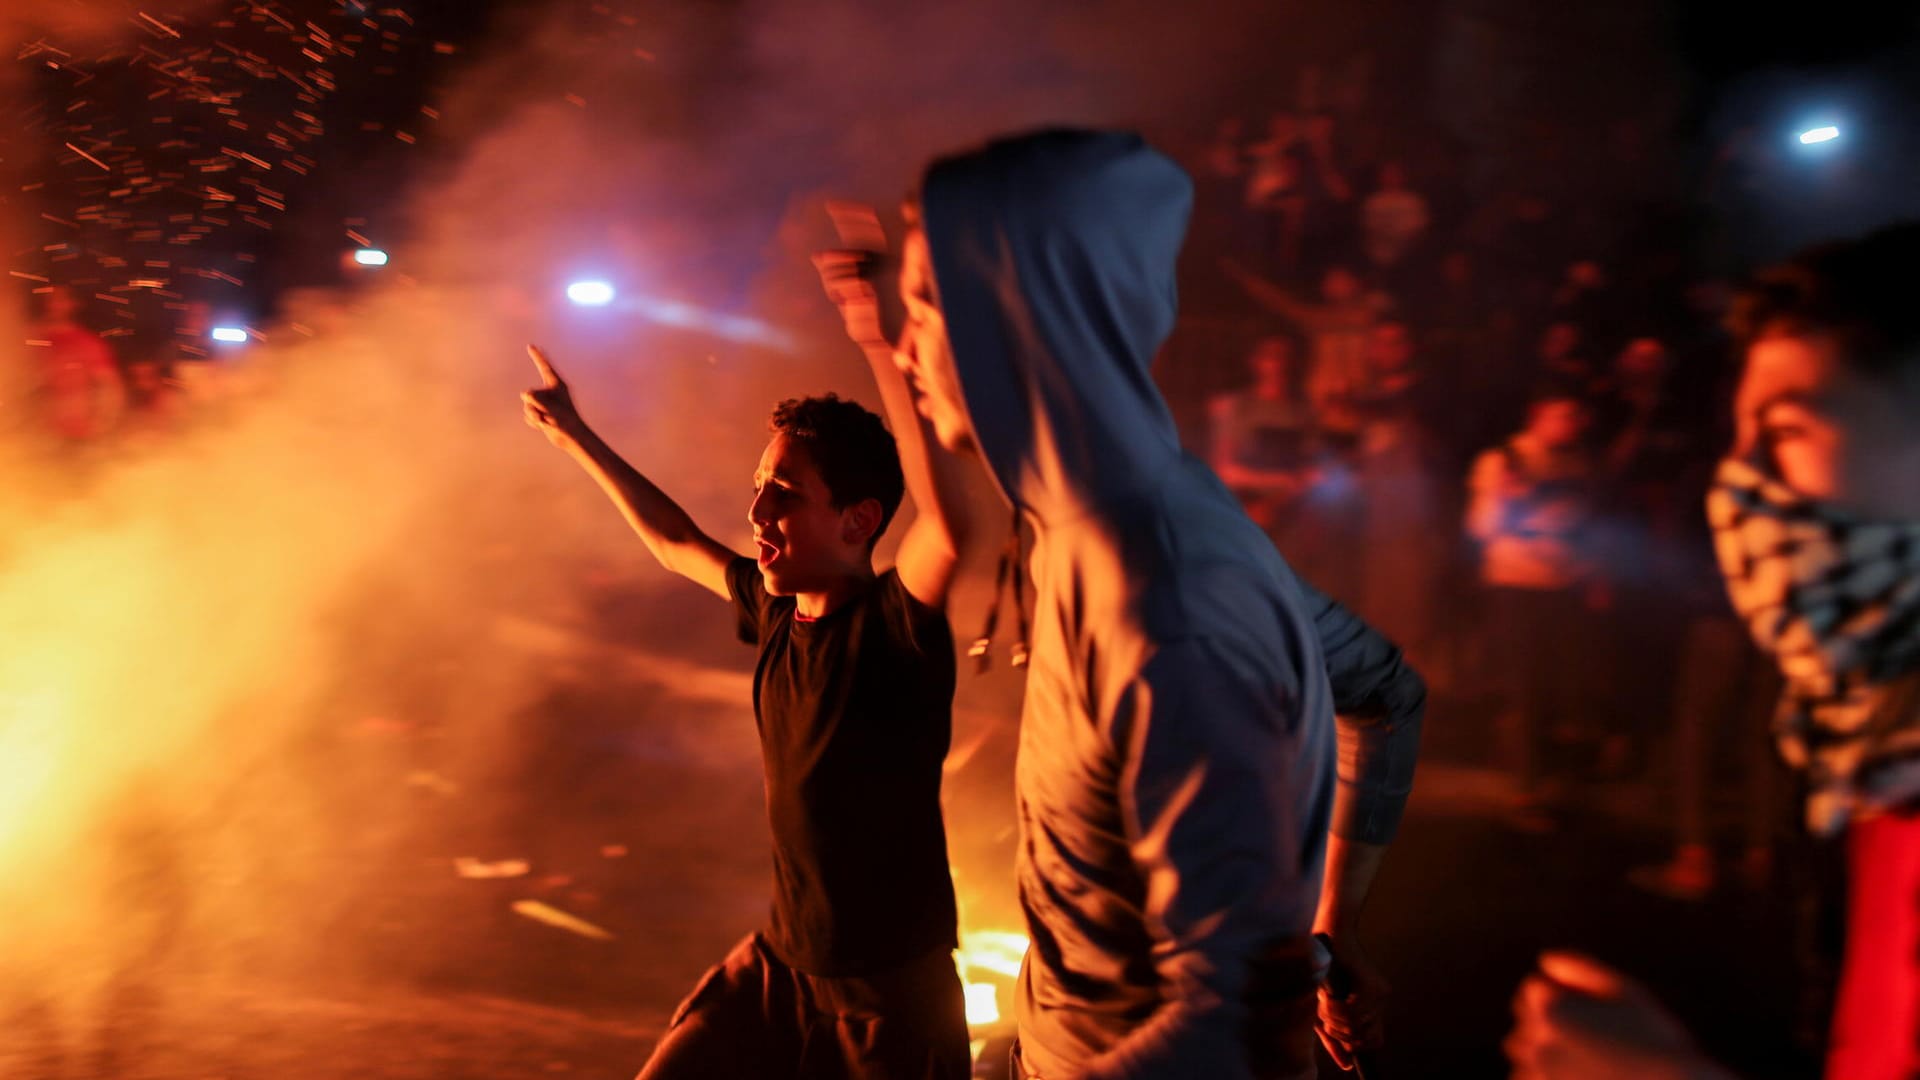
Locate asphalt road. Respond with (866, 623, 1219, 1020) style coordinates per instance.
(0, 584, 1815, 1080)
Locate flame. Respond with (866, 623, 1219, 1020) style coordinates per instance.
(964, 980, 1001, 1026)
(0, 686, 72, 868)
(957, 929, 1030, 979)
(954, 927, 1029, 1031)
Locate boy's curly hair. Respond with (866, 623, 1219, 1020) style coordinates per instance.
(769, 394, 905, 548)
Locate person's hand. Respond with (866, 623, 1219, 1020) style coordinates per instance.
(1507, 952, 1732, 1080)
(1316, 933, 1388, 1070)
(522, 344, 586, 451)
(811, 248, 888, 352)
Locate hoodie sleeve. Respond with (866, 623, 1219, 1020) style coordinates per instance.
(1089, 637, 1318, 1080)
(1295, 577, 1426, 845)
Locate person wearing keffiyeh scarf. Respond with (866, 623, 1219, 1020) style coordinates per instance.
(1709, 452, 1920, 836)
(1509, 223, 1920, 1080)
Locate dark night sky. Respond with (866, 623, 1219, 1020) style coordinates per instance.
(289, 0, 1920, 289)
(1674, 2, 1920, 79)
(14, 0, 1919, 335)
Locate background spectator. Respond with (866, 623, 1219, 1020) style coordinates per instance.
(29, 285, 125, 451)
(1360, 161, 1430, 272)
(1467, 389, 1603, 829)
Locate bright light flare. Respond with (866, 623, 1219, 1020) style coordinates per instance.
(566, 280, 616, 306)
(1799, 125, 1841, 145)
(954, 928, 1028, 1030)
(964, 982, 1001, 1026)
(353, 248, 390, 266)
(0, 688, 73, 868)
(210, 326, 249, 343)
(625, 295, 798, 350)
(958, 929, 1030, 978)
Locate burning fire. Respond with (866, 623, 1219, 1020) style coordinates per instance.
(954, 928, 1029, 1028)
(0, 687, 70, 868)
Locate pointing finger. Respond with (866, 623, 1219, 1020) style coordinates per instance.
(528, 344, 564, 389)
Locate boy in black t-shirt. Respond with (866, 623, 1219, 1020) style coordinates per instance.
(521, 328, 976, 1076)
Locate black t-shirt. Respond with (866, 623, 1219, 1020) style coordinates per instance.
(727, 557, 960, 976)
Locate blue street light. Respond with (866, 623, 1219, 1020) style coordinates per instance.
(1798, 125, 1841, 145)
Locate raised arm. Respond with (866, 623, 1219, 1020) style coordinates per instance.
(521, 345, 735, 599)
(815, 238, 974, 611)
(1303, 115, 1352, 203)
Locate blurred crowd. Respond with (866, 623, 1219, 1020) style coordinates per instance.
(1162, 61, 1783, 901)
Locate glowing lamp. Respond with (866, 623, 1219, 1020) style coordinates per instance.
(353, 248, 390, 266)
(210, 327, 249, 343)
(1799, 125, 1841, 145)
(567, 280, 616, 306)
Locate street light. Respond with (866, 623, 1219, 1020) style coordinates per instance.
(210, 327, 249, 343)
(353, 248, 390, 266)
(567, 280, 616, 306)
(1798, 125, 1841, 145)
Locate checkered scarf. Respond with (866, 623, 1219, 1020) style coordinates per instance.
(1709, 454, 1920, 834)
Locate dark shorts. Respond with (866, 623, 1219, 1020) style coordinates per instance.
(637, 932, 971, 1080)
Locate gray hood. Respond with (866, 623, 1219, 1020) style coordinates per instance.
(921, 129, 1191, 526)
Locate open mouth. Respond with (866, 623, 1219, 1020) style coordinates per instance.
(756, 537, 781, 568)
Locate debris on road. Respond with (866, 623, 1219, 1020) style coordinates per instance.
(454, 857, 531, 879)
(511, 899, 615, 942)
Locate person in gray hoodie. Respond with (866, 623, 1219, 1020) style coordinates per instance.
(864, 128, 1425, 1078)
